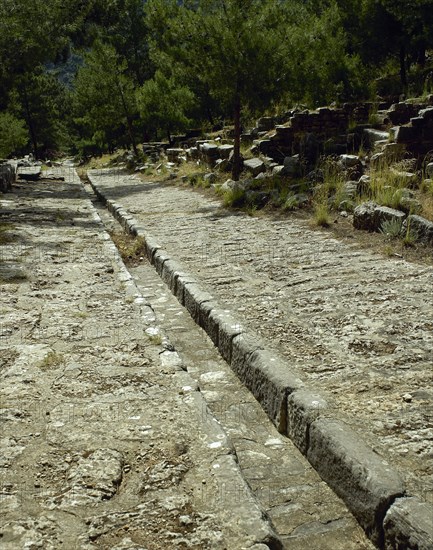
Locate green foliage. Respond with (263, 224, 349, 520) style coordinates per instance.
(73, 41, 139, 154)
(314, 202, 331, 227)
(0, 113, 28, 157)
(223, 185, 246, 207)
(402, 220, 419, 247)
(290, 2, 368, 105)
(380, 218, 403, 238)
(283, 192, 300, 211)
(136, 70, 194, 142)
(1, 0, 432, 158)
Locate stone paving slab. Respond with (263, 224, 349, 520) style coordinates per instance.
(92, 195, 375, 548)
(0, 171, 282, 549)
(88, 169, 433, 548)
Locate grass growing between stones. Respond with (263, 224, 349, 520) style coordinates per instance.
(222, 186, 246, 207)
(148, 333, 162, 345)
(0, 223, 15, 244)
(109, 231, 146, 267)
(37, 351, 65, 370)
(313, 202, 331, 227)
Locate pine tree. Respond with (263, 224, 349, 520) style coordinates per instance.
(147, 0, 297, 179)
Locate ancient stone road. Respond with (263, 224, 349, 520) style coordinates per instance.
(1, 165, 431, 548)
(1, 170, 289, 549)
(88, 170, 433, 507)
(93, 199, 374, 548)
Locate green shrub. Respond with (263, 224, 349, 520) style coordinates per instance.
(314, 202, 330, 227)
(380, 218, 403, 239)
(283, 192, 299, 211)
(0, 113, 28, 157)
(223, 186, 246, 207)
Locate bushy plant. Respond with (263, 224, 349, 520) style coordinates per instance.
(0, 112, 28, 157)
(223, 186, 245, 207)
(380, 218, 403, 238)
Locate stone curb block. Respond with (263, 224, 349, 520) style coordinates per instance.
(307, 418, 405, 547)
(198, 301, 218, 345)
(243, 348, 304, 434)
(88, 173, 430, 549)
(152, 249, 171, 276)
(161, 259, 185, 291)
(383, 496, 433, 549)
(175, 274, 198, 305)
(286, 390, 329, 454)
(143, 235, 161, 260)
(183, 283, 214, 324)
(206, 309, 243, 364)
(231, 332, 265, 373)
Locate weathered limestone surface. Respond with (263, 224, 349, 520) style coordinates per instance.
(88, 170, 433, 509)
(0, 171, 285, 549)
(383, 497, 433, 549)
(92, 198, 376, 549)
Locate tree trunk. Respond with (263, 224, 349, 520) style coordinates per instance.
(206, 105, 214, 126)
(231, 95, 241, 181)
(167, 127, 173, 146)
(117, 79, 138, 156)
(399, 44, 407, 94)
(22, 83, 38, 158)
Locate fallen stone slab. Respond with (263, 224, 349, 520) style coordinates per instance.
(363, 128, 389, 146)
(383, 496, 433, 550)
(166, 148, 184, 162)
(218, 144, 234, 159)
(243, 158, 266, 176)
(353, 203, 406, 233)
(374, 206, 406, 232)
(283, 155, 301, 177)
(257, 116, 275, 132)
(402, 214, 433, 245)
(353, 201, 378, 231)
(17, 166, 41, 181)
(307, 418, 405, 547)
(339, 154, 361, 168)
(395, 126, 416, 143)
(200, 143, 219, 156)
(286, 390, 329, 454)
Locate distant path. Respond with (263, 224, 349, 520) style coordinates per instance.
(89, 170, 433, 504)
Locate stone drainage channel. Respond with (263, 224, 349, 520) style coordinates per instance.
(92, 196, 373, 549)
(88, 168, 433, 550)
(2, 168, 284, 549)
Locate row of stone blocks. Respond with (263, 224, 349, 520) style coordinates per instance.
(88, 174, 433, 550)
(88, 177, 284, 548)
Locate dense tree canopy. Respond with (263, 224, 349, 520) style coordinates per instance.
(0, 0, 432, 160)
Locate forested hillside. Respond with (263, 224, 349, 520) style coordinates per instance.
(0, 0, 432, 159)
